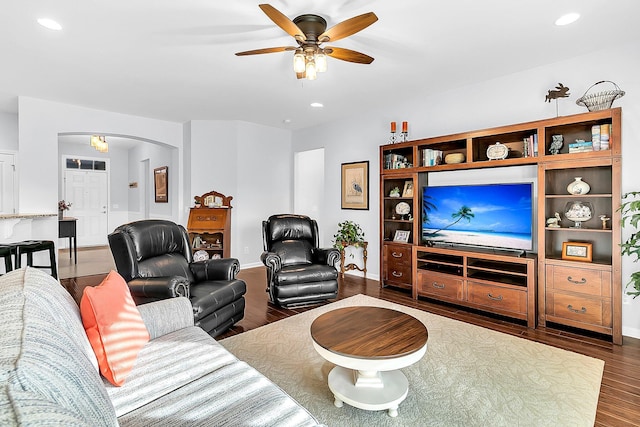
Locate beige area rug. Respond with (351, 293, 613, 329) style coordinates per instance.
(220, 295, 604, 427)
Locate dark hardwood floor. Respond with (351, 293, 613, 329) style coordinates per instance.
(62, 265, 640, 426)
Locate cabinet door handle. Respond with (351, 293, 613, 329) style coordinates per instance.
(567, 276, 587, 285)
(487, 293, 503, 301)
(567, 304, 587, 314)
(392, 252, 403, 258)
(392, 271, 403, 278)
(432, 282, 445, 289)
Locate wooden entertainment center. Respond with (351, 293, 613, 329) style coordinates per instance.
(380, 108, 622, 344)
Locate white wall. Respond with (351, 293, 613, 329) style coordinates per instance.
(16, 97, 184, 248)
(293, 41, 640, 339)
(186, 120, 292, 267)
(0, 112, 18, 151)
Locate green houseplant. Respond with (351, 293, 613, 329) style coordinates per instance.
(332, 221, 365, 253)
(620, 191, 640, 299)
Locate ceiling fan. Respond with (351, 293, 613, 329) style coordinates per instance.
(235, 4, 378, 80)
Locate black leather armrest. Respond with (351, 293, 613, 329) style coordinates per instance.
(128, 277, 190, 299)
(313, 247, 341, 266)
(190, 258, 240, 282)
(260, 251, 282, 272)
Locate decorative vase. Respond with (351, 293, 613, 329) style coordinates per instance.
(564, 201, 594, 228)
(567, 177, 590, 195)
(58, 210, 64, 220)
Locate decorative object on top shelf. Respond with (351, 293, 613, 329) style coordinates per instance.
(332, 220, 365, 253)
(567, 177, 591, 195)
(154, 166, 168, 203)
(576, 80, 625, 112)
(58, 200, 72, 220)
(550, 135, 563, 155)
(389, 186, 400, 197)
(545, 83, 570, 102)
(444, 152, 465, 164)
(546, 212, 561, 228)
(393, 229, 410, 243)
(564, 201, 594, 228)
(400, 121, 409, 143)
(402, 181, 413, 198)
(618, 191, 640, 299)
(388, 121, 397, 144)
(561, 241, 593, 262)
(341, 161, 369, 210)
(486, 142, 509, 160)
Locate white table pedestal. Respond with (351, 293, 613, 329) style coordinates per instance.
(328, 366, 409, 417)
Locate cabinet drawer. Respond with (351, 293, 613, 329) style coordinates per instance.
(467, 281, 527, 315)
(385, 245, 411, 266)
(385, 263, 412, 284)
(547, 265, 611, 297)
(417, 270, 463, 300)
(547, 292, 611, 327)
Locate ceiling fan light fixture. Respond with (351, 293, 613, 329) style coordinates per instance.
(293, 51, 306, 73)
(305, 60, 317, 80)
(315, 52, 327, 73)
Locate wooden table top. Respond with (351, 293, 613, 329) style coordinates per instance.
(310, 306, 428, 360)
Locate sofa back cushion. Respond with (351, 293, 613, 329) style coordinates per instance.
(0, 268, 117, 426)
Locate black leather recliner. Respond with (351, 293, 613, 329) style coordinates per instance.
(108, 219, 246, 337)
(261, 214, 340, 307)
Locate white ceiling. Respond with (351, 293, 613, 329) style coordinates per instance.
(2, 0, 639, 131)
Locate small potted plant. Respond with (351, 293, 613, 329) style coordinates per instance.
(389, 187, 400, 197)
(620, 191, 640, 299)
(58, 200, 72, 220)
(332, 220, 365, 254)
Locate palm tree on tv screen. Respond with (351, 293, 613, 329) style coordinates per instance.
(425, 205, 475, 236)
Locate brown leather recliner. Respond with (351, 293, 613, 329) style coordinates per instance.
(108, 219, 246, 337)
(261, 214, 340, 307)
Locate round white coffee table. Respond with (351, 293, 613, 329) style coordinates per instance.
(310, 306, 428, 417)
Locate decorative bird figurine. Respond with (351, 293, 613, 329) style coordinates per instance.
(549, 135, 563, 155)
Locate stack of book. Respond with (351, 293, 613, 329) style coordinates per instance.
(522, 134, 538, 157)
(568, 140, 593, 153)
(422, 149, 443, 166)
(384, 153, 409, 169)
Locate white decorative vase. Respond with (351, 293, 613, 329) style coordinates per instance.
(567, 177, 590, 195)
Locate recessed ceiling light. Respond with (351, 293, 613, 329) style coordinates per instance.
(37, 18, 62, 31)
(555, 13, 580, 26)
(310, 102, 323, 108)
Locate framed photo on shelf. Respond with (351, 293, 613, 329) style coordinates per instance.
(154, 166, 168, 203)
(402, 180, 414, 198)
(561, 241, 593, 262)
(341, 161, 369, 210)
(393, 230, 410, 243)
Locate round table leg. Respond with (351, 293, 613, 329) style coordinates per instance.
(334, 397, 344, 408)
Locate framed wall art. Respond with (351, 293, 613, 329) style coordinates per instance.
(561, 241, 593, 262)
(154, 166, 168, 203)
(341, 161, 369, 210)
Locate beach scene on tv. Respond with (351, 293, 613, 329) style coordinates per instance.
(422, 183, 533, 251)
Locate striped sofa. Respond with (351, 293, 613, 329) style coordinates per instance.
(0, 268, 322, 426)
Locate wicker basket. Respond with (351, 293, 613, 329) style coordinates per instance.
(576, 80, 625, 112)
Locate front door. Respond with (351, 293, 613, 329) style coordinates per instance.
(64, 169, 108, 247)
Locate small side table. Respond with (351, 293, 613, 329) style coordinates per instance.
(58, 217, 77, 264)
(339, 241, 367, 278)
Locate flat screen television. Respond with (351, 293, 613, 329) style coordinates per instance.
(422, 182, 533, 251)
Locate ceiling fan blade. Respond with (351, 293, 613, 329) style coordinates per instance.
(235, 46, 297, 56)
(318, 12, 378, 43)
(325, 47, 374, 64)
(259, 4, 306, 41)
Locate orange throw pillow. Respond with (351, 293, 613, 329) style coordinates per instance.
(80, 270, 150, 386)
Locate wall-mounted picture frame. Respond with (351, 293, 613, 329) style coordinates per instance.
(341, 161, 369, 210)
(393, 229, 410, 243)
(561, 241, 593, 262)
(154, 166, 168, 203)
(402, 180, 414, 198)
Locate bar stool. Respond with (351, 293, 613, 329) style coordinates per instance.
(0, 245, 13, 274)
(11, 240, 58, 279)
